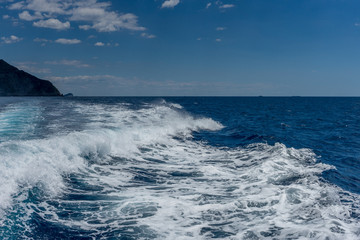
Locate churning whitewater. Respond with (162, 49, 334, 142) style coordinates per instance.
(0, 97, 359, 239)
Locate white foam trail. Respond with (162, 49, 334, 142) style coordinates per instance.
(0, 102, 223, 212)
(0, 101, 359, 239)
(117, 143, 359, 240)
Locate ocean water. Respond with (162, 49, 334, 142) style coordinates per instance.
(0, 96, 359, 239)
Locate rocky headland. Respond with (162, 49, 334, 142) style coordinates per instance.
(0, 59, 61, 96)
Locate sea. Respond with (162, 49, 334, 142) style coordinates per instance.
(0, 96, 359, 239)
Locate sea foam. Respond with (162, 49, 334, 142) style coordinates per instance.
(0, 100, 359, 239)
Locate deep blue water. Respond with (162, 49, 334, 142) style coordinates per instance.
(0, 97, 359, 239)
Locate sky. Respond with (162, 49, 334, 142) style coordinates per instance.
(1, 0, 360, 96)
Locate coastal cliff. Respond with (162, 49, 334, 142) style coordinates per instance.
(0, 59, 61, 96)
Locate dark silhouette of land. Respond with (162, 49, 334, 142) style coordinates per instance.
(0, 59, 61, 96)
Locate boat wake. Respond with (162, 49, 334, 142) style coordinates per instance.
(0, 100, 359, 239)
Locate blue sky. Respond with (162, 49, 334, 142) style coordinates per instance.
(1, 0, 360, 96)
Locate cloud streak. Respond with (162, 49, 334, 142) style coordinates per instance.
(161, 0, 180, 9)
(14, 61, 51, 74)
(94, 42, 104, 46)
(55, 38, 81, 44)
(141, 33, 156, 39)
(219, 4, 235, 9)
(33, 18, 70, 30)
(48, 74, 255, 96)
(45, 60, 90, 68)
(1, 35, 22, 44)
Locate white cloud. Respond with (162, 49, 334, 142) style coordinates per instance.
(48, 73, 249, 96)
(8, 1, 25, 10)
(215, 38, 222, 42)
(55, 38, 81, 44)
(70, 6, 107, 21)
(19, 10, 42, 21)
(219, 4, 235, 9)
(71, 6, 145, 32)
(2, 15, 10, 19)
(48, 74, 134, 86)
(161, 0, 180, 8)
(94, 41, 104, 46)
(206, 3, 211, 9)
(79, 24, 91, 30)
(48, 74, 133, 96)
(33, 37, 50, 46)
(14, 61, 51, 74)
(216, 27, 226, 31)
(33, 18, 70, 30)
(70, 1, 145, 32)
(33, 37, 49, 42)
(95, 13, 145, 32)
(141, 33, 156, 39)
(23, 0, 70, 14)
(45, 60, 90, 68)
(7, 0, 146, 33)
(1, 35, 22, 44)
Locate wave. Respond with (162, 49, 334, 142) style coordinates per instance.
(0, 100, 359, 239)
(0, 101, 223, 211)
